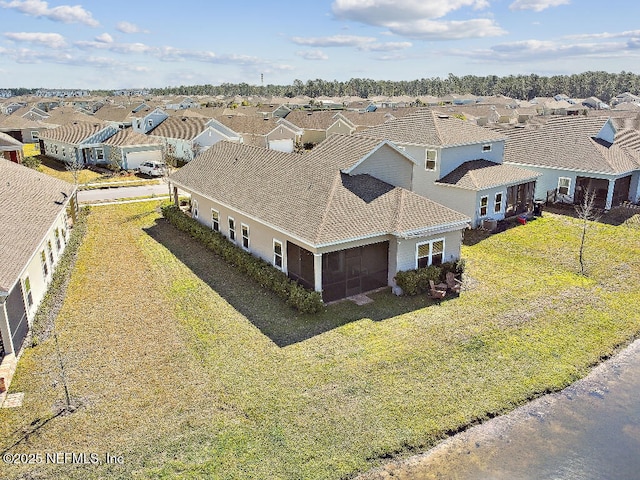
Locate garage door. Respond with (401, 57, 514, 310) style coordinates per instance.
(125, 150, 162, 170)
(268, 139, 294, 153)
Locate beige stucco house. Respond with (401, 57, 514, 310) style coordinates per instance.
(169, 135, 470, 302)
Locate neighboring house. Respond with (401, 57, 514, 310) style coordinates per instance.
(148, 116, 210, 162)
(257, 104, 292, 119)
(101, 129, 164, 170)
(501, 116, 640, 209)
(0, 114, 49, 145)
(164, 96, 199, 110)
(611, 92, 640, 107)
(359, 109, 541, 227)
(0, 160, 76, 393)
(0, 132, 24, 164)
(583, 96, 610, 110)
(131, 107, 169, 134)
(93, 105, 136, 128)
(340, 110, 398, 131)
(214, 115, 301, 152)
(168, 135, 470, 303)
(39, 121, 118, 165)
(0, 102, 26, 115)
(284, 110, 356, 145)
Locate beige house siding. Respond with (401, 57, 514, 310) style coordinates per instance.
(326, 120, 354, 136)
(301, 129, 326, 145)
(395, 230, 463, 273)
(349, 143, 413, 190)
(266, 125, 297, 142)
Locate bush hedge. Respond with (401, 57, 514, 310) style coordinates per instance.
(161, 205, 324, 314)
(394, 259, 466, 296)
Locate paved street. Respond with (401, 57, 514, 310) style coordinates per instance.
(78, 182, 171, 204)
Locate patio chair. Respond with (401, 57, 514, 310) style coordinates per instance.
(445, 271, 463, 294)
(429, 280, 447, 300)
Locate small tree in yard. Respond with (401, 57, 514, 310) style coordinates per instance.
(575, 188, 601, 275)
(107, 146, 124, 173)
(65, 150, 84, 187)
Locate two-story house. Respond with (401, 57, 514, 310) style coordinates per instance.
(360, 109, 541, 228)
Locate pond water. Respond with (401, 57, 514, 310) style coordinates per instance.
(359, 339, 640, 480)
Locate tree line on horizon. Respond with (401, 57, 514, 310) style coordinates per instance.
(146, 71, 640, 102)
(8, 71, 640, 103)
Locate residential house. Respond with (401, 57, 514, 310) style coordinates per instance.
(284, 110, 356, 145)
(359, 109, 541, 227)
(257, 104, 292, 119)
(131, 107, 169, 134)
(148, 116, 211, 162)
(0, 160, 76, 393)
(500, 116, 640, 209)
(38, 121, 118, 165)
(102, 129, 164, 170)
(93, 105, 136, 129)
(0, 101, 26, 115)
(168, 135, 470, 302)
(214, 115, 301, 152)
(0, 132, 24, 164)
(0, 114, 50, 146)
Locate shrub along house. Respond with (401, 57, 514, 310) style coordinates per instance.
(360, 109, 541, 227)
(0, 160, 76, 393)
(168, 135, 470, 303)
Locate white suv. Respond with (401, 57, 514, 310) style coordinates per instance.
(138, 161, 167, 177)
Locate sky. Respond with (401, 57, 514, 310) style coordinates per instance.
(0, 0, 639, 90)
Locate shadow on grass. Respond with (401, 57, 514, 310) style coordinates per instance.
(143, 218, 441, 347)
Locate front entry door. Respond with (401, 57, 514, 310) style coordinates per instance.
(345, 254, 362, 297)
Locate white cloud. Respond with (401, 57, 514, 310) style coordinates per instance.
(364, 41, 413, 52)
(509, 0, 570, 12)
(332, 0, 489, 22)
(296, 50, 329, 60)
(95, 33, 113, 43)
(331, 0, 503, 40)
(386, 18, 505, 39)
(116, 21, 148, 34)
(292, 34, 377, 48)
(0, 0, 99, 26)
(566, 30, 640, 40)
(4, 31, 67, 48)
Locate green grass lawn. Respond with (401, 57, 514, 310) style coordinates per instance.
(1, 203, 639, 479)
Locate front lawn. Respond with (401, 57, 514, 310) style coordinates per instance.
(1, 203, 638, 479)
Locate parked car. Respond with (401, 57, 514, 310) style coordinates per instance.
(138, 161, 167, 177)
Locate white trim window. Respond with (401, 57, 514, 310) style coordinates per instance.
(211, 209, 220, 232)
(54, 228, 62, 251)
(273, 239, 283, 270)
(23, 276, 33, 308)
(47, 240, 54, 265)
(416, 238, 445, 268)
(425, 149, 437, 171)
(479, 195, 489, 217)
(228, 217, 236, 241)
(494, 192, 503, 213)
(482, 144, 492, 152)
(31, 131, 39, 141)
(41, 251, 49, 278)
(191, 199, 199, 219)
(241, 224, 250, 250)
(95, 148, 104, 161)
(558, 177, 571, 196)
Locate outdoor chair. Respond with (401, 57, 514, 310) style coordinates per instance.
(445, 272, 463, 294)
(429, 280, 447, 300)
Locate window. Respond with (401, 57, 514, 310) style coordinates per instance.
(211, 209, 219, 231)
(54, 228, 61, 251)
(494, 192, 503, 213)
(417, 239, 445, 268)
(47, 241, 54, 265)
(480, 195, 489, 217)
(482, 144, 492, 152)
(23, 276, 33, 308)
(241, 224, 250, 250)
(425, 149, 437, 170)
(273, 240, 283, 269)
(96, 148, 104, 160)
(62, 147, 66, 157)
(191, 199, 199, 219)
(41, 251, 49, 277)
(31, 131, 39, 141)
(558, 177, 571, 196)
(228, 217, 236, 241)
(147, 119, 154, 128)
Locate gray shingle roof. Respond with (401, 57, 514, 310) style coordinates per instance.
(0, 160, 76, 293)
(215, 115, 282, 135)
(360, 108, 506, 146)
(148, 116, 208, 140)
(170, 135, 470, 246)
(0, 132, 23, 149)
(437, 159, 541, 190)
(284, 110, 354, 130)
(38, 121, 106, 144)
(501, 116, 640, 174)
(103, 129, 163, 147)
